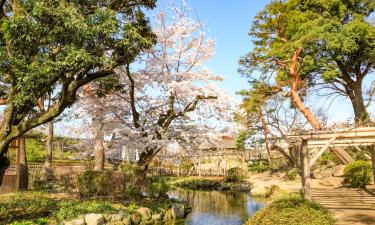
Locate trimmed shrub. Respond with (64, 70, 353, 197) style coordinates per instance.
(224, 167, 247, 183)
(344, 160, 372, 188)
(245, 197, 334, 225)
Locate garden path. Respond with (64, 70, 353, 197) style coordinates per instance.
(311, 188, 375, 225)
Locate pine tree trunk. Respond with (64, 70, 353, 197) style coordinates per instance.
(93, 119, 104, 171)
(290, 48, 322, 130)
(44, 121, 54, 180)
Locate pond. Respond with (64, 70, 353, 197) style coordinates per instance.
(168, 188, 265, 225)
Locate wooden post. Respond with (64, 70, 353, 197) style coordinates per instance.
(371, 145, 375, 189)
(300, 139, 311, 200)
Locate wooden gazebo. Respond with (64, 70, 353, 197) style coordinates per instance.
(287, 127, 375, 200)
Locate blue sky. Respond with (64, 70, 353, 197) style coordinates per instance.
(152, 0, 375, 123)
(155, 0, 269, 100)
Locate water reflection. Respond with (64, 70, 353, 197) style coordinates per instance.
(168, 189, 265, 225)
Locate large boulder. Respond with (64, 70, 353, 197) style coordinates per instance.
(65, 218, 85, 225)
(130, 211, 142, 224)
(85, 213, 105, 225)
(136, 207, 152, 221)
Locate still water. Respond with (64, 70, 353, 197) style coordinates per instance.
(168, 189, 265, 225)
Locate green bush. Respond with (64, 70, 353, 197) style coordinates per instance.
(0, 192, 56, 222)
(344, 160, 372, 188)
(245, 197, 334, 225)
(284, 168, 299, 181)
(224, 167, 247, 183)
(52, 200, 116, 222)
(175, 179, 221, 190)
(248, 160, 270, 173)
(77, 170, 113, 198)
(148, 178, 170, 199)
(264, 185, 281, 198)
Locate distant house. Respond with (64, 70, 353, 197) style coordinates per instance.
(199, 135, 237, 151)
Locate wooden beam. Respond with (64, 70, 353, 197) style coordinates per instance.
(309, 137, 336, 167)
(308, 143, 374, 148)
(308, 138, 375, 146)
(300, 139, 311, 200)
(288, 127, 375, 138)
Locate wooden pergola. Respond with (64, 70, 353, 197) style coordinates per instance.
(287, 127, 375, 200)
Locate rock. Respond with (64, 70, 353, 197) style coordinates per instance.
(118, 210, 128, 218)
(111, 214, 123, 222)
(65, 218, 85, 225)
(136, 207, 152, 221)
(236, 182, 252, 191)
(105, 222, 124, 225)
(320, 168, 334, 178)
(130, 212, 142, 224)
(151, 213, 162, 221)
(85, 213, 105, 225)
(171, 203, 185, 218)
(103, 214, 112, 222)
(122, 215, 132, 225)
(272, 172, 282, 177)
(332, 165, 345, 177)
(218, 183, 230, 191)
(164, 209, 174, 220)
(251, 186, 267, 196)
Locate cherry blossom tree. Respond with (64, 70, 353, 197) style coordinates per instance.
(72, 3, 236, 178)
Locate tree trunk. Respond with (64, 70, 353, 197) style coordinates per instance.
(93, 119, 105, 171)
(18, 137, 28, 190)
(44, 121, 54, 180)
(0, 143, 10, 185)
(272, 145, 296, 166)
(290, 48, 322, 130)
(259, 110, 272, 166)
(329, 147, 354, 165)
(348, 81, 369, 125)
(135, 146, 159, 183)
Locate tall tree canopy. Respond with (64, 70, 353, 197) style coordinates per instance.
(240, 0, 375, 127)
(0, 0, 156, 171)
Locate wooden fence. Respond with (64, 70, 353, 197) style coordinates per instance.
(0, 175, 18, 194)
